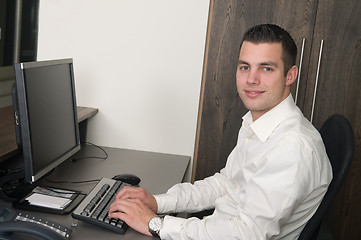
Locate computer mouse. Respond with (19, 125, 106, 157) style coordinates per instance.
(112, 173, 141, 185)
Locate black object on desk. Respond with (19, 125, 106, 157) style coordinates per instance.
(112, 173, 141, 185)
(13, 186, 85, 215)
(0, 205, 72, 240)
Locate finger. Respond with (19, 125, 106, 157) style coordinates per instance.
(108, 200, 156, 236)
(115, 186, 134, 199)
(109, 199, 139, 216)
(109, 210, 126, 220)
(116, 186, 144, 200)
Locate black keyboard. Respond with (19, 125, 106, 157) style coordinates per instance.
(71, 178, 132, 234)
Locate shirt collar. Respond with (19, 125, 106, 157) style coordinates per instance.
(242, 94, 296, 142)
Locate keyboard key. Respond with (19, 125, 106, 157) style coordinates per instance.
(72, 178, 132, 234)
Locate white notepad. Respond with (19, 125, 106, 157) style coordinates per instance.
(26, 193, 72, 210)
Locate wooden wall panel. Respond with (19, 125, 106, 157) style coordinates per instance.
(303, 0, 361, 238)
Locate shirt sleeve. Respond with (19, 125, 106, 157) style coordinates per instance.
(155, 170, 232, 214)
(155, 140, 329, 240)
(160, 215, 241, 240)
(155, 142, 242, 214)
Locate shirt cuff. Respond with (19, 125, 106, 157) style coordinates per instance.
(159, 215, 186, 240)
(154, 193, 177, 214)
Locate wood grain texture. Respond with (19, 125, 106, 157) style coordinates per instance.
(193, 0, 361, 238)
(0, 106, 17, 162)
(302, 0, 361, 238)
(77, 106, 98, 122)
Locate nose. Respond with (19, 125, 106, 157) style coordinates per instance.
(247, 70, 260, 85)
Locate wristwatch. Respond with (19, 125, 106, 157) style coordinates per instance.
(148, 216, 163, 237)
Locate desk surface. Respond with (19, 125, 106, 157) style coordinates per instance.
(1, 145, 190, 240)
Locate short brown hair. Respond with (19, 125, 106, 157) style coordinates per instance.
(242, 24, 297, 76)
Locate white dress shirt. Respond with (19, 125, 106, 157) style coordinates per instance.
(154, 94, 332, 240)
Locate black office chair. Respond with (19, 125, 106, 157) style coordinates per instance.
(298, 114, 354, 240)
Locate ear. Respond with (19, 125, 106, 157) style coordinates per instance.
(285, 65, 298, 86)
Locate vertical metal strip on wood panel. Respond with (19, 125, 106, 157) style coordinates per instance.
(311, 39, 324, 123)
(295, 38, 306, 104)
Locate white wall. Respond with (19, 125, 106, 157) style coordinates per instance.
(37, 0, 209, 181)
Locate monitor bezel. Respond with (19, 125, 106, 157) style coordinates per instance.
(13, 58, 81, 183)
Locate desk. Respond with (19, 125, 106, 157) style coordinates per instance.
(0, 106, 98, 163)
(0, 144, 190, 240)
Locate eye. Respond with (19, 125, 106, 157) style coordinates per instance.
(239, 65, 249, 71)
(263, 67, 272, 72)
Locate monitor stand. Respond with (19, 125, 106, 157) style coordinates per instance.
(0, 153, 32, 201)
(0, 168, 32, 202)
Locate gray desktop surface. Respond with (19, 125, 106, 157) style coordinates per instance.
(3, 145, 190, 240)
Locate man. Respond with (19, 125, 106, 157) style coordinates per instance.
(109, 24, 332, 239)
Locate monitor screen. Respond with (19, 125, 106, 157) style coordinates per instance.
(12, 58, 80, 183)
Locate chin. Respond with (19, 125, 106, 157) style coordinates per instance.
(242, 100, 262, 111)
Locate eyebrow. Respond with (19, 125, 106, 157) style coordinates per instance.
(238, 60, 279, 68)
(260, 61, 278, 68)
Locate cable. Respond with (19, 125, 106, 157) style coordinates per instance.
(41, 178, 101, 196)
(71, 142, 108, 162)
(44, 142, 106, 186)
(0, 167, 23, 176)
(34, 186, 87, 196)
(44, 178, 101, 185)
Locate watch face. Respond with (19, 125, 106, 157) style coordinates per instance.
(149, 216, 163, 232)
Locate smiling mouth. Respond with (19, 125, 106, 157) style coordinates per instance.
(245, 90, 265, 97)
(245, 90, 265, 93)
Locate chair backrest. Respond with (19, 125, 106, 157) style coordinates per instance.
(298, 114, 354, 240)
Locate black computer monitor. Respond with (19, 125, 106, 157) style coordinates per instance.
(12, 58, 80, 183)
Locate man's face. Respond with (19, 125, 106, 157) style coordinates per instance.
(236, 41, 294, 121)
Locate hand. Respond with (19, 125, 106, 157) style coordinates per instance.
(109, 198, 156, 236)
(115, 186, 158, 213)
